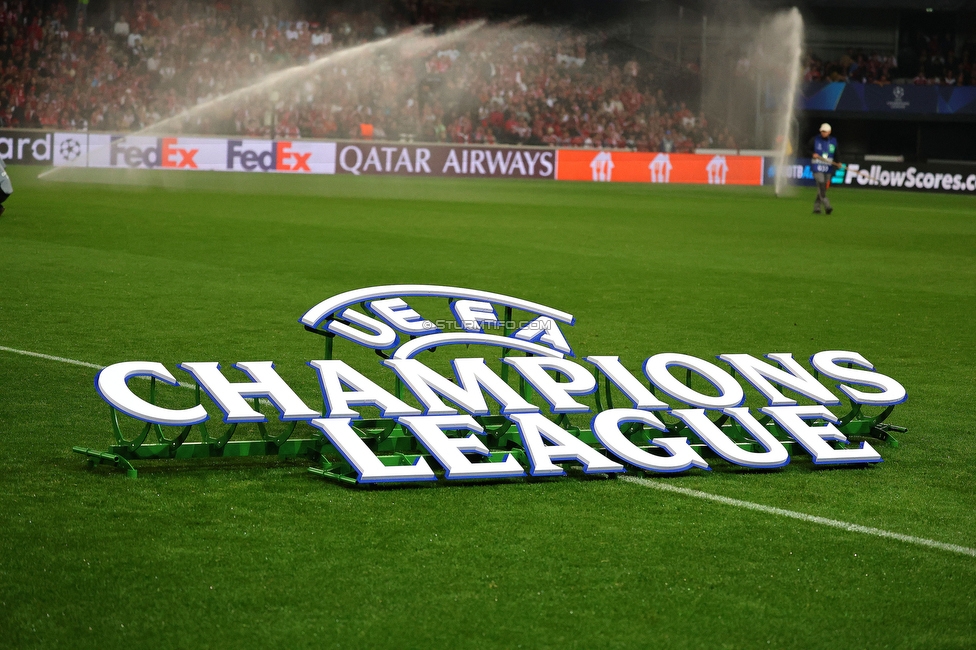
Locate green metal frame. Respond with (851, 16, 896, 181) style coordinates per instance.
(76, 318, 905, 482)
(74, 375, 324, 478)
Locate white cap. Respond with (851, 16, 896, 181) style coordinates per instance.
(819, 123, 832, 133)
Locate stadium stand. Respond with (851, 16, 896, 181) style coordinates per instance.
(803, 32, 976, 86)
(0, 0, 733, 151)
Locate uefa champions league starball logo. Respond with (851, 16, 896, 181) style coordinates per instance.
(59, 137, 83, 161)
(887, 86, 910, 110)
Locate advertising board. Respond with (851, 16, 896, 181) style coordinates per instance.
(46, 133, 556, 179)
(333, 143, 554, 178)
(555, 150, 764, 185)
(31, 129, 972, 196)
(15, 130, 770, 188)
(765, 157, 976, 194)
(52, 133, 337, 173)
(0, 129, 56, 164)
(802, 81, 976, 116)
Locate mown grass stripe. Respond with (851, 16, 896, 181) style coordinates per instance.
(620, 475, 976, 557)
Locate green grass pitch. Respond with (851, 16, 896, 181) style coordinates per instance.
(1, 166, 974, 648)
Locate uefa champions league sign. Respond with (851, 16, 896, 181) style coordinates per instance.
(79, 285, 907, 483)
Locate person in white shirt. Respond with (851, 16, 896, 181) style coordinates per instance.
(0, 156, 13, 216)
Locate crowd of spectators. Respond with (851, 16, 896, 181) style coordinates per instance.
(803, 31, 976, 86)
(0, 1, 408, 134)
(904, 32, 976, 86)
(803, 51, 899, 85)
(0, 0, 735, 151)
(411, 29, 733, 151)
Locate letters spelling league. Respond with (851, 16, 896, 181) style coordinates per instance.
(94, 286, 907, 483)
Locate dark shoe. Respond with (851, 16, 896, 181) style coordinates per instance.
(813, 209, 821, 214)
(0, 205, 5, 216)
(825, 207, 833, 215)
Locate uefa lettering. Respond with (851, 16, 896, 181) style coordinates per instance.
(76, 285, 907, 483)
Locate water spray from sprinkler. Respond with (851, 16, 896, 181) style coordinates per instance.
(772, 8, 804, 198)
(40, 20, 486, 180)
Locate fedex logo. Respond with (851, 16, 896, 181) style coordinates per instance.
(109, 137, 198, 169)
(277, 142, 311, 171)
(226, 140, 324, 173)
(161, 139, 198, 168)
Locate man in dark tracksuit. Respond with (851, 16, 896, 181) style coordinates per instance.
(0, 156, 12, 216)
(809, 123, 837, 214)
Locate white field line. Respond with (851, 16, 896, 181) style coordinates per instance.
(0, 345, 196, 389)
(620, 475, 976, 558)
(0, 345, 104, 369)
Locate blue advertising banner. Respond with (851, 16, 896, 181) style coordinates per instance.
(801, 82, 976, 115)
(765, 157, 976, 194)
